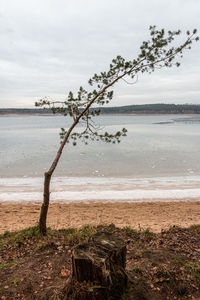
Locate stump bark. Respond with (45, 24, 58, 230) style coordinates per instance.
(66, 231, 127, 300)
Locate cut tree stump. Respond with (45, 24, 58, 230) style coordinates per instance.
(65, 231, 127, 300)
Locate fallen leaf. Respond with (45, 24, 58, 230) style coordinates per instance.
(61, 267, 70, 278)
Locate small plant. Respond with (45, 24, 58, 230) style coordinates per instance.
(168, 225, 182, 232)
(0, 260, 18, 270)
(189, 224, 200, 233)
(7, 226, 41, 244)
(64, 230, 83, 246)
(184, 262, 200, 285)
(132, 266, 143, 275)
(141, 228, 156, 241)
(96, 223, 116, 232)
(122, 226, 140, 238)
(63, 226, 97, 246)
(6, 277, 20, 287)
(81, 225, 97, 238)
(0, 230, 16, 240)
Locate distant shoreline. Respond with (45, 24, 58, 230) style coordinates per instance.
(0, 103, 200, 115)
(0, 111, 199, 116)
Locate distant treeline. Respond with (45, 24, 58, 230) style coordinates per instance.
(0, 104, 200, 115)
(0, 108, 52, 115)
(100, 103, 200, 114)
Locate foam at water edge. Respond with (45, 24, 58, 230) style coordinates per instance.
(0, 175, 200, 203)
(1, 175, 200, 186)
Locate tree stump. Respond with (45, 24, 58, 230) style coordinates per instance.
(66, 231, 127, 300)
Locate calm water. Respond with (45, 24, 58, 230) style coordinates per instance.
(0, 114, 200, 202)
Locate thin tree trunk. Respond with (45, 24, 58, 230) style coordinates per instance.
(38, 68, 135, 235)
(39, 172, 51, 235)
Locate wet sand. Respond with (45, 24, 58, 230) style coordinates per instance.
(0, 201, 200, 234)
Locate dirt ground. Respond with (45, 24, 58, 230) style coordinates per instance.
(1, 223, 200, 299)
(0, 201, 200, 233)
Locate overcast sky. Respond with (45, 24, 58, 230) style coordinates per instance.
(0, 0, 199, 108)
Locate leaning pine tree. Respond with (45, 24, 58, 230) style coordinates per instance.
(36, 26, 199, 235)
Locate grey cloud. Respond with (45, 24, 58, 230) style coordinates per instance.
(0, 0, 199, 107)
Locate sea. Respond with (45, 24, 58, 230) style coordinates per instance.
(0, 113, 200, 203)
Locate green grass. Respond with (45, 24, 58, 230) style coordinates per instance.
(189, 224, 200, 233)
(184, 262, 200, 285)
(121, 226, 141, 238)
(63, 225, 97, 246)
(1, 223, 200, 299)
(6, 277, 20, 287)
(0, 260, 18, 270)
(0, 226, 41, 243)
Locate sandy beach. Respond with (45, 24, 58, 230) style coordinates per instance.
(0, 201, 200, 234)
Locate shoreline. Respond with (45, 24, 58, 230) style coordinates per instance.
(1, 201, 200, 234)
(1, 175, 200, 203)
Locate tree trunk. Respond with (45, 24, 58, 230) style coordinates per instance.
(39, 172, 51, 235)
(65, 231, 127, 300)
